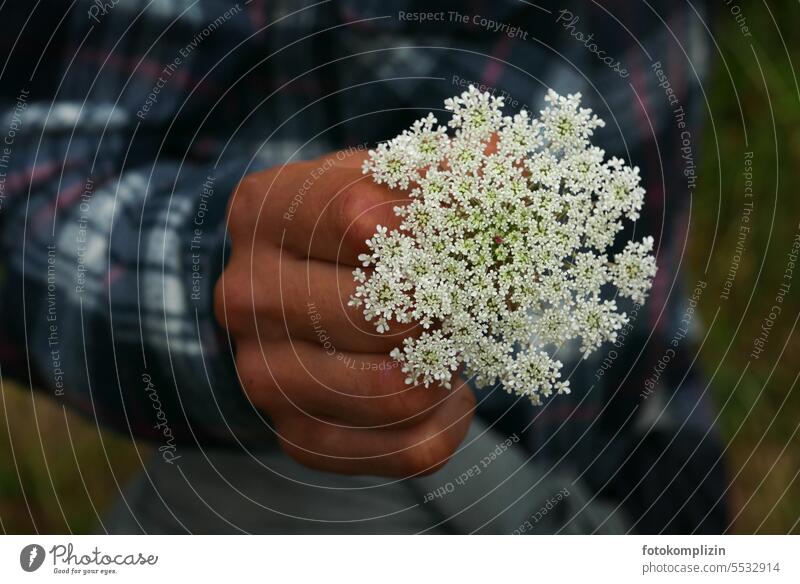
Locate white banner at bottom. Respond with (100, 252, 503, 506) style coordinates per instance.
(0, 535, 796, 583)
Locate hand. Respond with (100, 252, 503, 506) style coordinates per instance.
(214, 149, 475, 477)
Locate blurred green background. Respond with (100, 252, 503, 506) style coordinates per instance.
(687, 2, 799, 533)
(1, 4, 798, 533)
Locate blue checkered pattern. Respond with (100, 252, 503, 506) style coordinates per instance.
(0, 0, 727, 532)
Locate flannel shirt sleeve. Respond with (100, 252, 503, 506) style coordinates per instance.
(0, 2, 272, 448)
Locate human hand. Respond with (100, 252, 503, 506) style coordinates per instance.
(214, 150, 475, 477)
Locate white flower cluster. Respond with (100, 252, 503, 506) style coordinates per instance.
(350, 86, 656, 404)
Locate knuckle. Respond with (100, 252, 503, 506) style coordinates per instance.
(337, 185, 372, 249)
(239, 173, 269, 202)
(218, 273, 252, 327)
(402, 433, 453, 476)
(260, 284, 286, 324)
(234, 348, 261, 392)
(274, 418, 326, 470)
(214, 263, 280, 332)
(393, 385, 436, 422)
(275, 427, 310, 464)
(236, 351, 279, 411)
(278, 441, 311, 468)
(357, 366, 429, 423)
(462, 385, 477, 411)
(228, 175, 261, 227)
(337, 183, 393, 254)
(214, 270, 250, 331)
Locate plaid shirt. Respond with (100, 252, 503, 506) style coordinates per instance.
(0, 0, 726, 532)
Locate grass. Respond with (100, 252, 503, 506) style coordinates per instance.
(688, 2, 800, 533)
(0, 380, 143, 534)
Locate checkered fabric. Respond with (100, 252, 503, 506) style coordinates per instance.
(0, 0, 726, 532)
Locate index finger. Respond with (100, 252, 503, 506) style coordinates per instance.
(234, 151, 407, 266)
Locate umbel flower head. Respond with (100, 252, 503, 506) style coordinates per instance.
(350, 86, 656, 404)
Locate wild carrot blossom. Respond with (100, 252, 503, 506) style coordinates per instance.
(350, 87, 656, 404)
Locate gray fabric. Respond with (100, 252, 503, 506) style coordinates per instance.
(103, 419, 627, 534)
(408, 421, 627, 534)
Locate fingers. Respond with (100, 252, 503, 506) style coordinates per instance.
(297, 259, 419, 353)
(220, 148, 478, 478)
(216, 246, 420, 353)
(274, 164, 404, 265)
(227, 155, 406, 266)
(236, 339, 460, 429)
(274, 381, 476, 477)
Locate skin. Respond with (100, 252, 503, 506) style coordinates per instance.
(214, 149, 475, 478)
